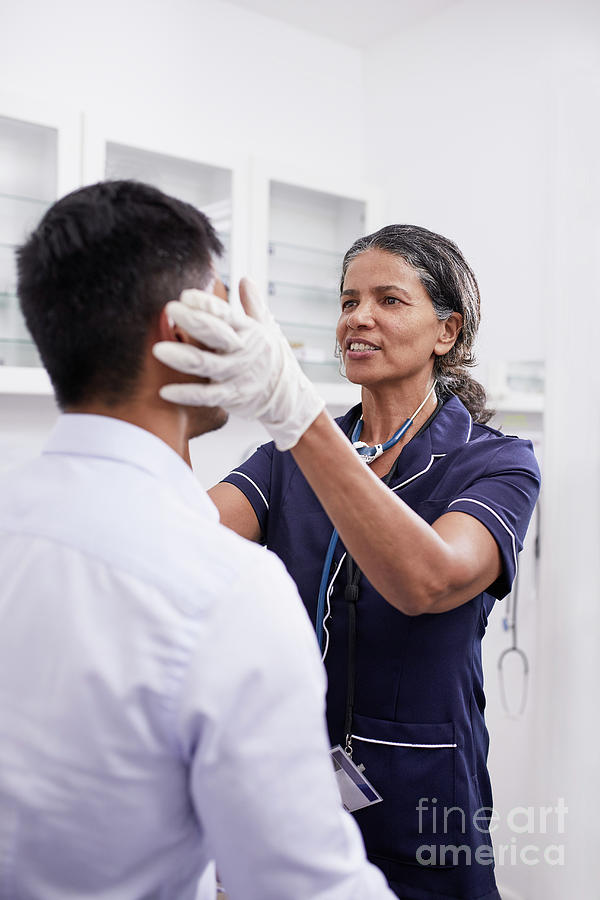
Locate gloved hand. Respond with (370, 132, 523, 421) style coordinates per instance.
(152, 278, 325, 451)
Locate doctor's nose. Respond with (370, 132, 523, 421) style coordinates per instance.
(347, 305, 376, 329)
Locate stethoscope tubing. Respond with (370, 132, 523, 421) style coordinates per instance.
(314, 382, 437, 650)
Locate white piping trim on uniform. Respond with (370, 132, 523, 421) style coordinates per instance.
(391, 454, 445, 493)
(447, 497, 517, 573)
(465, 413, 473, 443)
(321, 449, 445, 658)
(322, 552, 346, 663)
(229, 471, 269, 511)
(322, 453, 447, 657)
(352, 734, 457, 749)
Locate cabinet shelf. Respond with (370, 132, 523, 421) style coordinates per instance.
(269, 280, 339, 302)
(0, 365, 51, 394)
(0, 191, 50, 207)
(280, 319, 336, 346)
(279, 318, 334, 332)
(489, 393, 544, 414)
(104, 141, 235, 292)
(281, 320, 339, 380)
(0, 337, 41, 368)
(265, 180, 365, 394)
(0, 197, 49, 249)
(269, 240, 344, 263)
(0, 336, 34, 345)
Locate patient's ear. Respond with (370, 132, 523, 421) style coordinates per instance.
(158, 306, 185, 342)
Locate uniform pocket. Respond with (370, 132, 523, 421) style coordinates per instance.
(351, 713, 463, 867)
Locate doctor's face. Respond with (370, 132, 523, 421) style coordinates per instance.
(336, 248, 451, 390)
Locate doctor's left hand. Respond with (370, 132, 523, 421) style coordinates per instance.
(152, 278, 325, 451)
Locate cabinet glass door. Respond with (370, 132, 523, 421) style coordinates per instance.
(105, 143, 233, 289)
(267, 181, 365, 383)
(0, 116, 56, 367)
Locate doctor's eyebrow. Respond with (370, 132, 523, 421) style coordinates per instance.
(341, 285, 413, 298)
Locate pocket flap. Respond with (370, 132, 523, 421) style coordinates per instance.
(352, 716, 456, 749)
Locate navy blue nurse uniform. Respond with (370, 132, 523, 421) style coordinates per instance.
(222, 395, 541, 900)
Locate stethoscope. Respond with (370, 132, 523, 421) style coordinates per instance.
(497, 499, 540, 717)
(497, 565, 529, 717)
(315, 381, 437, 653)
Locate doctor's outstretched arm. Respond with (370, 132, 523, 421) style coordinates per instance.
(154, 282, 503, 616)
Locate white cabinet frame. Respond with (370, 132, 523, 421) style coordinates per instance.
(82, 114, 250, 300)
(249, 157, 382, 408)
(0, 92, 81, 395)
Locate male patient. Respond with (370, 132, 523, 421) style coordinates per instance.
(0, 181, 392, 900)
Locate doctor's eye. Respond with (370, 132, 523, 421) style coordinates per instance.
(341, 298, 358, 310)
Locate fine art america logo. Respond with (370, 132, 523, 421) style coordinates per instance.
(415, 797, 568, 867)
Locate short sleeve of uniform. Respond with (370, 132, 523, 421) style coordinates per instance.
(221, 442, 274, 538)
(445, 438, 540, 599)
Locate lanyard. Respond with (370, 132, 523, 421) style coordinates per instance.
(343, 554, 361, 755)
(315, 382, 437, 651)
(321, 395, 446, 757)
(343, 466, 395, 758)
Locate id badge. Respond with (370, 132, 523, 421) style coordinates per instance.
(330, 744, 383, 812)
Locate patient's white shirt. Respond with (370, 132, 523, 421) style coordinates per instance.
(0, 414, 392, 900)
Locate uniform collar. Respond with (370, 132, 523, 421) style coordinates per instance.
(425, 394, 473, 454)
(337, 394, 473, 486)
(43, 414, 219, 522)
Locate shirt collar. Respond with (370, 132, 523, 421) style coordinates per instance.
(337, 394, 473, 483)
(43, 414, 219, 522)
(427, 394, 473, 454)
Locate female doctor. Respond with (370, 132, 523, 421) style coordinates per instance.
(154, 224, 540, 900)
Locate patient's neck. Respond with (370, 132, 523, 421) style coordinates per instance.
(65, 390, 193, 465)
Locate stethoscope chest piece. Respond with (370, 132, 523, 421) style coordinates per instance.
(498, 646, 529, 718)
(352, 440, 384, 463)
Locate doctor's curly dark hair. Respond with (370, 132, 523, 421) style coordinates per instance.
(340, 224, 493, 424)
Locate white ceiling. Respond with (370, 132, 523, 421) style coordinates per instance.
(224, 0, 462, 48)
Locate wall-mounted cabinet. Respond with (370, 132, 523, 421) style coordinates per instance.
(0, 95, 79, 394)
(485, 360, 544, 471)
(0, 100, 381, 413)
(486, 360, 545, 415)
(83, 118, 248, 299)
(251, 164, 381, 409)
(105, 143, 233, 288)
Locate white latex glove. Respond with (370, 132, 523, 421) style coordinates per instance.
(152, 278, 325, 451)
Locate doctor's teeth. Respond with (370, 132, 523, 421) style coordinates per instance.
(350, 343, 376, 351)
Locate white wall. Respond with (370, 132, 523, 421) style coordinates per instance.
(365, 2, 600, 897)
(532, 58, 600, 900)
(0, 0, 365, 182)
(363, 0, 559, 374)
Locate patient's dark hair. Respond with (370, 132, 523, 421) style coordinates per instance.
(17, 180, 222, 409)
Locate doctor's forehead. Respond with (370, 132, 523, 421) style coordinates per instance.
(342, 250, 426, 300)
